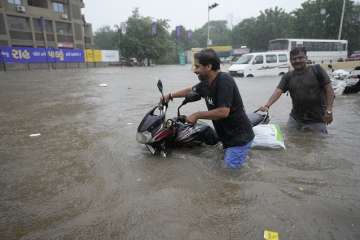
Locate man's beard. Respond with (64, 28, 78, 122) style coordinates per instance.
(197, 74, 208, 81)
(293, 63, 306, 70)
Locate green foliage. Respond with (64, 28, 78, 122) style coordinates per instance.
(93, 25, 117, 50)
(232, 7, 293, 51)
(189, 20, 232, 48)
(118, 8, 176, 64)
(292, 0, 360, 52)
(93, 2, 360, 64)
(232, 1, 360, 52)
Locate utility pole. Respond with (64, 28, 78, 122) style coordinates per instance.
(207, 1, 210, 46)
(338, 0, 346, 39)
(207, 2, 219, 47)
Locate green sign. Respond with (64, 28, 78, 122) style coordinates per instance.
(178, 51, 186, 65)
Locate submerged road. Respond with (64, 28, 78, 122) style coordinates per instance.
(1, 65, 360, 240)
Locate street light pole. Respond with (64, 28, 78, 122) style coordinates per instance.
(338, 0, 346, 39)
(207, 2, 219, 47)
(207, 2, 210, 46)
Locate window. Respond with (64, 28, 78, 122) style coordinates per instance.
(45, 20, 53, 33)
(33, 18, 53, 32)
(28, 0, 48, 8)
(0, 13, 6, 34)
(235, 54, 253, 64)
(56, 21, 71, 35)
(290, 41, 297, 50)
(268, 40, 289, 51)
(7, 15, 30, 31)
(52, 2, 64, 13)
(279, 54, 287, 63)
(8, 0, 21, 5)
(266, 54, 277, 63)
(33, 18, 43, 32)
(253, 55, 263, 64)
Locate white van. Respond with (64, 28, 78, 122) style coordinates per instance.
(228, 51, 290, 77)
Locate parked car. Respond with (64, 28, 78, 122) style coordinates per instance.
(346, 51, 360, 61)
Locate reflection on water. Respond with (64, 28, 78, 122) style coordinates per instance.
(0, 66, 359, 240)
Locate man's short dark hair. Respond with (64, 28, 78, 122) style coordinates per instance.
(290, 47, 307, 58)
(194, 48, 220, 70)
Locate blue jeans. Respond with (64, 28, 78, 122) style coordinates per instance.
(224, 141, 253, 169)
(287, 116, 328, 134)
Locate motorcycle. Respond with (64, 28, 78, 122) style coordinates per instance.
(136, 80, 269, 157)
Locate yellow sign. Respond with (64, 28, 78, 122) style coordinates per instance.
(264, 230, 279, 240)
(85, 49, 102, 62)
(209, 45, 232, 52)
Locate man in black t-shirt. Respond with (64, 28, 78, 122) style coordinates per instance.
(259, 47, 335, 133)
(162, 49, 254, 168)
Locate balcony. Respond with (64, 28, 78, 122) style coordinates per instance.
(57, 34, 73, 42)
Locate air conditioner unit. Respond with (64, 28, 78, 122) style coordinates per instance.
(61, 14, 68, 20)
(16, 5, 26, 13)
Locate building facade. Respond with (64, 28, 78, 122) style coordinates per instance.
(0, 0, 93, 49)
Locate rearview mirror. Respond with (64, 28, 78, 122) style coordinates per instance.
(157, 79, 163, 94)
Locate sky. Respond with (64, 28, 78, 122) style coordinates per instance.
(83, 0, 306, 32)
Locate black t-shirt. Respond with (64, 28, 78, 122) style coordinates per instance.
(277, 65, 331, 123)
(192, 72, 254, 148)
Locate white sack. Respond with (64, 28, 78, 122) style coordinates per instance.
(252, 124, 285, 150)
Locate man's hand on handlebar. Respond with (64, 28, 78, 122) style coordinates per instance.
(186, 112, 199, 125)
(258, 105, 270, 112)
(160, 93, 173, 104)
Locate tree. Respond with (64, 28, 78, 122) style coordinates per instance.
(232, 7, 293, 51)
(189, 20, 232, 48)
(292, 0, 360, 52)
(118, 8, 176, 64)
(93, 25, 117, 50)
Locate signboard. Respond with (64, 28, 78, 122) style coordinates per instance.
(57, 42, 74, 48)
(233, 47, 250, 55)
(0, 47, 121, 64)
(101, 50, 119, 62)
(210, 45, 232, 52)
(85, 49, 102, 62)
(0, 47, 84, 63)
(178, 51, 186, 65)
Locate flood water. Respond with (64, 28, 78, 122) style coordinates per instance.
(1, 65, 360, 240)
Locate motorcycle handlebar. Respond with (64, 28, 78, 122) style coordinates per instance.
(178, 115, 187, 123)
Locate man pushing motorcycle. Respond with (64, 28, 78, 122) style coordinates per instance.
(161, 48, 254, 169)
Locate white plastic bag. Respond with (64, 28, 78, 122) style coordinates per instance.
(252, 124, 285, 150)
(332, 79, 347, 96)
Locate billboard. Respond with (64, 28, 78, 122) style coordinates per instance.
(101, 50, 119, 62)
(0, 47, 84, 63)
(0, 47, 119, 64)
(85, 49, 119, 62)
(85, 49, 102, 62)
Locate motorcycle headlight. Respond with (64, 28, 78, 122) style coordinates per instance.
(166, 119, 174, 128)
(136, 131, 153, 144)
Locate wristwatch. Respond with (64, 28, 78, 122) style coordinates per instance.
(326, 110, 332, 115)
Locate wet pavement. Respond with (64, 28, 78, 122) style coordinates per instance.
(1, 65, 360, 240)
